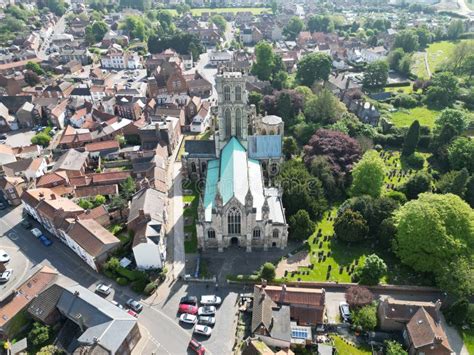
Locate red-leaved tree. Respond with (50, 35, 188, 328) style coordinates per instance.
(345, 285, 374, 309)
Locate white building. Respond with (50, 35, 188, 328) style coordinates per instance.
(101, 44, 142, 70)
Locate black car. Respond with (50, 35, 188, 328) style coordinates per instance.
(180, 296, 198, 305)
(21, 219, 32, 229)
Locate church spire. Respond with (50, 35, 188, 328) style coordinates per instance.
(245, 187, 253, 212)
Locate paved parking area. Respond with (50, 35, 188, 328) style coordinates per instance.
(4, 131, 36, 148)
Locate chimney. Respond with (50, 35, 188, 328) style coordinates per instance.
(434, 336, 443, 344)
(138, 208, 146, 220)
(434, 299, 442, 322)
(279, 284, 286, 303)
(261, 279, 267, 288)
(50, 194, 56, 200)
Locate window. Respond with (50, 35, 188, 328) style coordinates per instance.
(253, 228, 261, 239)
(227, 207, 241, 235)
(191, 162, 197, 173)
(235, 108, 242, 138)
(235, 86, 242, 101)
(224, 108, 231, 137)
(224, 85, 231, 101)
(273, 229, 279, 239)
(207, 229, 216, 239)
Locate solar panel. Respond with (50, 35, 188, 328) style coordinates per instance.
(291, 329, 308, 339)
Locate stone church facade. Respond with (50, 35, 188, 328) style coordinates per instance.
(183, 69, 288, 252)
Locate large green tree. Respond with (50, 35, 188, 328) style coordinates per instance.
(393, 30, 419, 52)
(334, 209, 369, 242)
(402, 120, 420, 156)
(402, 172, 432, 200)
(251, 41, 275, 81)
(448, 137, 474, 173)
(289, 210, 315, 240)
(434, 109, 468, 136)
(394, 193, 474, 273)
(351, 304, 377, 330)
(362, 60, 389, 89)
(304, 89, 345, 124)
(296, 53, 332, 87)
(437, 168, 470, 197)
(425, 72, 459, 108)
(356, 254, 387, 285)
(385, 340, 408, 355)
(435, 256, 474, 298)
(351, 150, 385, 198)
(283, 16, 304, 40)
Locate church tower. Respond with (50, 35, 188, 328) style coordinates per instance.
(215, 70, 248, 157)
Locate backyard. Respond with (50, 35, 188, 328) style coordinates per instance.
(460, 328, 474, 355)
(389, 106, 440, 128)
(331, 335, 372, 355)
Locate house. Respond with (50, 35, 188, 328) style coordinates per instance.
(138, 116, 181, 154)
(51, 149, 89, 178)
(127, 188, 167, 270)
(325, 73, 361, 95)
(0, 176, 26, 206)
(190, 103, 211, 133)
(241, 338, 295, 355)
(84, 139, 120, 158)
(0, 144, 16, 166)
(58, 48, 90, 65)
(36, 171, 70, 189)
(0, 102, 17, 132)
(58, 126, 93, 149)
(114, 96, 145, 121)
(187, 73, 213, 98)
(16, 101, 40, 129)
(404, 308, 453, 355)
(209, 50, 233, 67)
(2, 157, 48, 182)
(0, 265, 58, 338)
(101, 44, 141, 70)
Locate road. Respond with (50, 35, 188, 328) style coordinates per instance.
(38, 11, 67, 60)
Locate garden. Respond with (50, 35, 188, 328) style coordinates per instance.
(183, 182, 199, 253)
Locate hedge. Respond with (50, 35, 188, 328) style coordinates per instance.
(131, 279, 148, 293)
(116, 277, 129, 286)
(117, 267, 148, 282)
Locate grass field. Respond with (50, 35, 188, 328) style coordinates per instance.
(426, 41, 457, 74)
(389, 106, 440, 128)
(384, 86, 414, 94)
(411, 52, 429, 79)
(460, 328, 474, 355)
(183, 184, 199, 253)
(331, 335, 372, 355)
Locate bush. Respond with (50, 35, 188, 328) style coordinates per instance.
(117, 267, 148, 281)
(116, 277, 128, 286)
(351, 304, 378, 330)
(385, 191, 407, 204)
(260, 262, 276, 281)
(104, 257, 120, 273)
(144, 282, 158, 295)
(403, 152, 424, 170)
(345, 286, 374, 309)
(393, 94, 418, 108)
(131, 278, 148, 293)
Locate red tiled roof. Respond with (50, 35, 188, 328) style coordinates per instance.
(36, 171, 69, 187)
(406, 308, 452, 353)
(262, 285, 325, 307)
(75, 184, 118, 197)
(85, 140, 119, 152)
(91, 171, 130, 184)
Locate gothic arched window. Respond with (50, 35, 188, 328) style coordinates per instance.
(191, 162, 196, 173)
(253, 227, 261, 239)
(273, 229, 279, 239)
(207, 229, 216, 239)
(235, 108, 242, 138)
(235, 86, 242, 101)
(227, 207, 241, 235)
(224, 86, 231, 102)
(224, 108, 231, 137)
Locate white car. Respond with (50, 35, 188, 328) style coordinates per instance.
(111, 300, 124, 309)
(179, 313, 197, 324)
(200, 295, 222, 306)
(31, 228, 43, 238)
(194, 324, 212, 336)
(0, 269, 13, 283)
(339, 301, 351, 322)
(198, 306, 216, 316)
(0, 250, 10, 263)
(95, 283, 112, 296)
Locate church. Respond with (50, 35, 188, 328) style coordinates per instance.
(183, 69, 288, 252)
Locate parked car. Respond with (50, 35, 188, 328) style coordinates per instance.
(200, 295, 222, 306)
(180, 296, 198, 305)
(31, 228, 43, 238)
(180, 313, 197, 324)
(0, 250, 10, 263)
(21, 219, 32, 229)
(339, 301, 351, 322)
(126, 299, 143, 313)
(0, 134, 7, 140)
(0, 269, 13, 283)
(38, 235, 52, 247)
(188, 339, 206, 354)
(193, 324, 212, 337)
(0, 202, 6, 210)
(127, 309, 138, 318)
(95, 283, 112, 296)
(179, 304, 198, 315)
(111, 300, 124, 309)
(198, 306, 216, 316)
(198, 316, 215, 326)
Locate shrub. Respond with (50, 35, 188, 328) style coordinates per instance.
(116, 277, 128, 286)
(355, 254, 387, 285)
(385, 191, 407, 204)
(351, 304, 378, 330)
(131, 278, 148, 293)
(117, 267, 148, 281)
(104, 257, 120, 273)
(345, 286, 374, 309)
(260, 262, 276, 281)
(334, 209, 369, 242)
(393, 94, 418, 108)
(144, 281, 158, 295)
(403, 152, 424, 170)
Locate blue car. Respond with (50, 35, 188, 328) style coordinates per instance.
(38, 235, 52, 247)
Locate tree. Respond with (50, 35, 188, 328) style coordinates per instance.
(251, 41, 275, 81)
(120, 176, 136, 200)
(38, 0, 66, 16)
(282, 137, 297, 159)
(460, 54, 474, 79)
(345, 286, 374, 309)
(31, 132, 51, 147)
(271, 70, 288, 90)
(260, 262, 276, 281)
(120, 15, 146, 41)
(263, 90, 304, 128)
(398, 55, 412, 76)
(283, 16, 304, 40)
(28, 322, 50, 347)
(104, 256, 120, 272)
(448, 137, 474, 173)
(385, 340, 408, 355)
(176, 3, 190, 14)
(304, 129, 362, 186)
(435, 109, 468, 136)
(89, 21, 108, 43)
(24, 70, 40, 86)
(402, 120, 420, 156)
(445, 298, 469, 325)
(414, 26, 432, 49)
(334, 209, 369, 242)
(93, 194, 106, 207)
(402, 172, 432, 200)
(393, 30, 419, 52)
(37, 345, 64, 355)
(109, 195, 127, 219)
(363, 60, 389, 89)
(356, 254, 387, 285)
(388, 48, 405, 70)
(248, 91, 263, 113)
(296, 52, 332, 87)
(289, 210, 315, 240)
(304, 89, 345, 124)
(309, 155, 340, 199)
(210, 14, 226, 33)
(351, 150, 385, 198)
(437, 168, 469, 196)
(425, 72, 459, 108)
(78, 198, 94, 209)
(351, 304, 377, 330)
(25, 61, 44, 75)
(307, 15, 334, 33)
(394, 193, 474, 273)
(466, 176, 474, 208)
(447, 19, 464, 40)
(436, 257, 474, 298)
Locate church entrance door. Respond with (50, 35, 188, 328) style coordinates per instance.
(230, 237, 239, 246)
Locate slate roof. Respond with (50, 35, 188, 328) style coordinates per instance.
(184, 140, 216, 157)
(0, 95, 32, 114)
(128, 188, 166, 225)
(248, 135, 282, 159)
(66, 219, 119, 258)
(251, 285, 276, 333)
(52, 149, 88, 172)
(28, 284, 64, 322)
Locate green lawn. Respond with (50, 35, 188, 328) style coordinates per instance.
(331, 335, 372, 355)
(426, 41, 457, 74)
(411, 52, 429, 79)
(389, 106, 440, 128)
(460, 328, 474, 355)
(384, 86, 414, 94)
(380, 150, 430, 191)
(183, 184, 199, 253)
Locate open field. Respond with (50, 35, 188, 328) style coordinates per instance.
(389, 106, 440, 128)
(426, 41, 457, 74)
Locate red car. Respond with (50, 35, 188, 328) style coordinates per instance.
(188, 339, 205, 354)
(179, 303, 198, 314)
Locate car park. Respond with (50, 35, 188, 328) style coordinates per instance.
(198, 306, 216, 316)
(95, 283, 112, 296)
(200, 295, 222, 306)
(193, 324, 212, 337)
(21, 219, 32, 229)
(111, 300, 124, 309)
(127, 309, 138, 318)
(179, 313, 197, 324)
(0, 203, 6, 210)
(179, 304, 198, 315)
(339, 302, 351, 322)
(198, 316, 215, 326)
(180, 296, 198, 305)
(188, 339, 206, 354)
(0, 250, 10, 263)
(0, 269, 13, 283)
(39, 235, 52, 247)
(126, 299, 143, 313)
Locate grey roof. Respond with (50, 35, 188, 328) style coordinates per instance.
(127, 188, 166, 225)
(28, 284, 65, 322)
(57, 284, 136, 354)
(251, 286, 275, 334)
(248, 135, 282, 159)
(185, 140, 216, 158)
(0, 95, 32, 114)
(270, 305, 291, 342)
(262, 115, 282, 125)
(52, 149, 88, 172)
